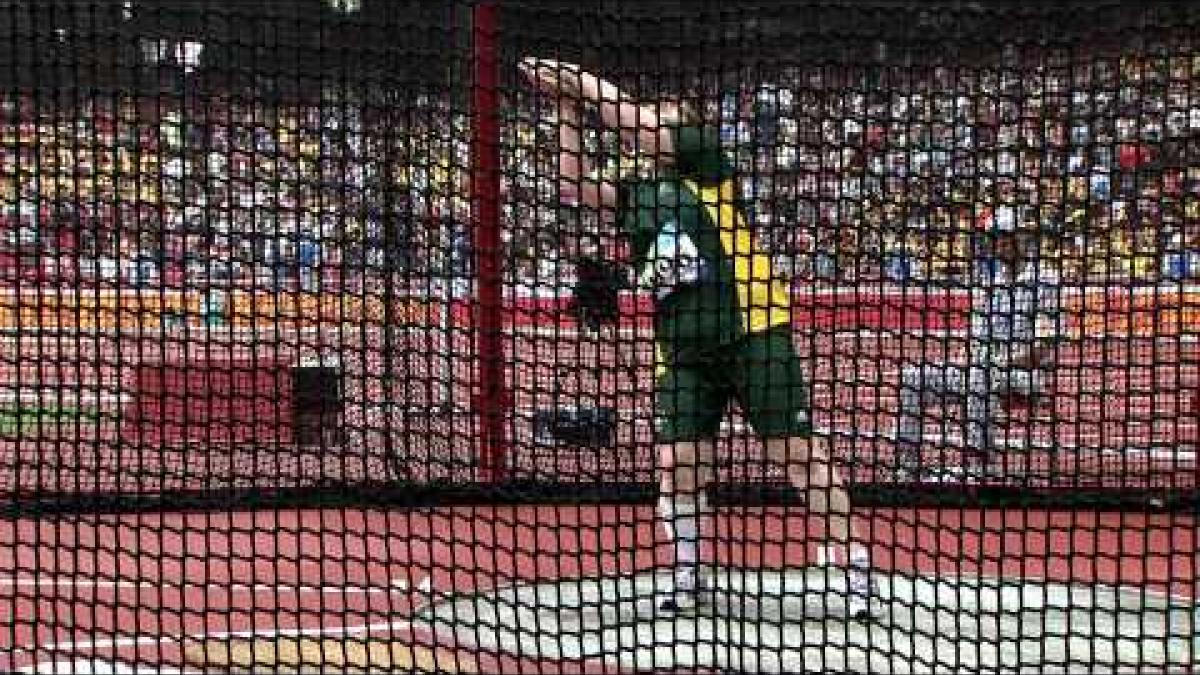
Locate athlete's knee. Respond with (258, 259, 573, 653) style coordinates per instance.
(764, 435, 810, 465)
(806, 439, 840, 486)
(659, 440, 711, 493)
(766, 435, 839, 486)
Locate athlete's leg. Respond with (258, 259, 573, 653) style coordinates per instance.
(654, 356, 724, 611)
(761, 432, 877, 617)
(761, 434, 864, 564)
(658, 438, 717, 569)
(736, 328, 876, 617)
(549, 98, 619, 219)
(729, 330, 844, 553)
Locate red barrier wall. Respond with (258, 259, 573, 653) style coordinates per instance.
(125, 360, 293, 444)
(504, 286, 1200, 337)
(503, 290, 971, 331)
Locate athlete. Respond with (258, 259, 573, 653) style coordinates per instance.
(893, 208, 1062, 481)
(521, 58, 876, 617)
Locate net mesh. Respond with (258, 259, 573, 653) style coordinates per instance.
(0, 1, 1193, 507)
(0, 1, 1197, 673)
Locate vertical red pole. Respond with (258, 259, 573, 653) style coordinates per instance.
(471, 1, 509, 482)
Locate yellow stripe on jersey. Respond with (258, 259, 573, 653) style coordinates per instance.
(684, 179, 791, 333)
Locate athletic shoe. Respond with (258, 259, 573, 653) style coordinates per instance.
(846, 564, 879, 620)
(658, 565, 711, 614)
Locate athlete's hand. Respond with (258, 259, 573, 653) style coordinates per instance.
(519, 57, 581, 97)
(570, 258, 629, 331)
(519, 58, 557, 91)
(517, 57, 543, 83)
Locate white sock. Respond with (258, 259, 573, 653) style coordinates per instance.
(659, 494, 704, 567)
(850, 543, 871, 569)
(816, 544, 836, 567)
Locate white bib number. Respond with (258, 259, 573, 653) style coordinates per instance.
(640, 223, 708, 299)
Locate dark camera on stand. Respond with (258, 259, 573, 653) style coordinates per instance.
(533, 406, 616, 448)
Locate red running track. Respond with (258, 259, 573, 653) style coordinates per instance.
(0, 506, 1194, 673)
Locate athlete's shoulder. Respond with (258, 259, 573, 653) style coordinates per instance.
(670, 123, 733, 184)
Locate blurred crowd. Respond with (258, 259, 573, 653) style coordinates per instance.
(504, 45, 1200, 291)
(727, 49, 1200, 286)
(0, 95, 368, 291)
(2, 42, 1200, 296)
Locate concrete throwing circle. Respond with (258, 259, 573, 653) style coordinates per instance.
(414, 567, 1197, 673)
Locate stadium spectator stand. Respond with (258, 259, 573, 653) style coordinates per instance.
(0, 40, 1198, 295)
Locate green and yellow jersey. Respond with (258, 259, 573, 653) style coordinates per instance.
(618, 124, 791, 361)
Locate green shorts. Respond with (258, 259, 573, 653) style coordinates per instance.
(654, 327, 812, 443)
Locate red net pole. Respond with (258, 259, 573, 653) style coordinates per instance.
(471, 0, 509, 482)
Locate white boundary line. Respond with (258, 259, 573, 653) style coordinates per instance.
(0, 577, 408, 595)
(10, 575, 435, 656)
(27, 618, 417, 654)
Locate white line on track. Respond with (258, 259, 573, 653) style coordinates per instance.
(18, 661, 192, 674)
(12, 576, 434, 655)
(0, 577, 410, 595)
(27, 618, 417, 653)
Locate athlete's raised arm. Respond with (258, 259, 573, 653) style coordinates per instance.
(520, 57, 676, 166)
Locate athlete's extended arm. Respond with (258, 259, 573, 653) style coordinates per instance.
(521, 57, 676, 165)
(548, 96, 620, 220)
